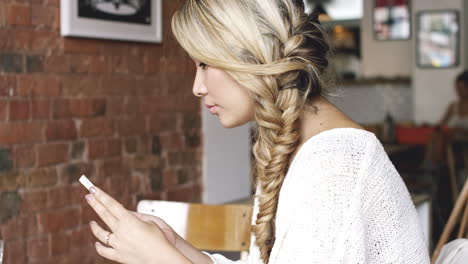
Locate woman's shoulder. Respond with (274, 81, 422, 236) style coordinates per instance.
(298, 127, 380, 159)
(290, 127, 382, 181)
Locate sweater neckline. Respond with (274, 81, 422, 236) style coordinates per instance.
(288, 127, 371, 170)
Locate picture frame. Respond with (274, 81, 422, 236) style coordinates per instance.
(373, 0, 411, 41)
(61, 0, 163, 43)
(416, 10, 459, 69)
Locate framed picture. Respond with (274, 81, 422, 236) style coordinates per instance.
(61, 0, 163, 43)
(373, 0, 411, 41)
(416, 10, 459, 68)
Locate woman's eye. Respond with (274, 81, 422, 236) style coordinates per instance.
(199, 62, 207, 70)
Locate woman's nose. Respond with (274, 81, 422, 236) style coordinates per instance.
(193, 73, 208, 97)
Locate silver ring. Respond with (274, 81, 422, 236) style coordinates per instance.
(106, 232, 112, 246)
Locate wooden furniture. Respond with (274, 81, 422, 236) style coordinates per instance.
(431, 178, 468, 263)
(445, 137, 468, 203)
(136, 200, 253, 260)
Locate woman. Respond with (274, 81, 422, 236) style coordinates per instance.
(424, 70, 468, 166)
(84, 0, 430, 263)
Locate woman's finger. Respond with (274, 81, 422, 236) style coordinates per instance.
(86, 194, 119, 231)
(95, 241, 124, 263)
(90, 186, 128, 219)
(90, 220, 115, 248)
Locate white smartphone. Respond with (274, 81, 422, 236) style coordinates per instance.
(79, 175, 95, 191)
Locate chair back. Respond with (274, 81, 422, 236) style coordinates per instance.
(137, 200, 253, 252)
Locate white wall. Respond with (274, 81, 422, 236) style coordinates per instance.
(202, 106, 252, 204)
(412, 0, 466, 124)
(361, 0, 413, 77)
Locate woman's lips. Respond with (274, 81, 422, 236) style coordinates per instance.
(207, 105, 219, 114)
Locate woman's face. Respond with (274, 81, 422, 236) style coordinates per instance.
(455, 80, 468, 99)
(192, 60, 255, 128)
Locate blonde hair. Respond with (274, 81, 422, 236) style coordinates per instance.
(172, 1, 331, 263)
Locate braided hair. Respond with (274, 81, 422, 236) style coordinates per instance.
(172, 1, 331, 263)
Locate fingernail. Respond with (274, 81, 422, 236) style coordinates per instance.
(90, 221, 96, 226)
(90, 186, 96, 194)
(85, 194, 93, 202)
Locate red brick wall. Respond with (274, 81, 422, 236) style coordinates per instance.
(0, 1, 203, 263)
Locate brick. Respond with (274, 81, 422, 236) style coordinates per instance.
(25, 167, 58, 187)
(81, 204, 97, 224)
(0, 170, 25, 191)
(38, 207, 80, 233)
(79, 117, 114, 138)
(0, 100, 7, 120)
(13, 144, 36, 168)
(4, 239, 27, 264)
(132, 154, 160, 169)
(51, 231, 71, 256)
(0, 122, 43, 145)
(53, 98, 106, 118)
(149, 113, 177, 132)
(45, 119, 78, 141)
(13, 29, 32, 50)
(20, 189, 47, 214)
(167, 185, 198, 202)
(163, 169, 178, 188)
(8, 100, 30, 121)
(17, 75, 61, 97)
(185, 129, 200, 148)
(70, 226, 94, 249)
(26, 54, 45, 73)
(69, 54, 92, 73)
(37, 143, 68, 166)
(59, 162, 94, 184)
(63, 38, 99, 54)
(27, 237, 49, 259)
(160, 132, 184, 150)
(0, 148, 13, 172)
(31, 5, 55, 28)
(117, 116, 146, 136)
(0, 52, 24, 73)
(61, 75, 102, 97)
(88, 139, 121, 159)
(141, 96, 173, 114)
(98, 158, 128, 178)
(101, 75, 135, 96)
(44, 54, 69, 73)
(125, 137, 138, 154)
(0, 2, 6, 26)
(31, 30, 59, 52)
(0, 29, 14, 50)
(107, 97, 124, 116)
(31, 99, 50, 119)
(0, 75, 16, 96)
(47, 186, 71, 209)
(7, 4, 31, 26)
(177, 168, 190, 184)
(0, 191, 21, 224)
(1, 215, 26, 240)
(150, 168, 163, 191)
(71, 141, 85, 159)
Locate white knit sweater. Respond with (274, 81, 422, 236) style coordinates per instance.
(203, 128, 430, 264)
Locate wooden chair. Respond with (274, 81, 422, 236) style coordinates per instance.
(137, 200, 253, 260)
(445, 137, 468, 203)
(431, 178, 468, 263)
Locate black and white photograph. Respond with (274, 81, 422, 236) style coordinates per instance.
(78, 0, 151, 25)
(61, 0, 162, 43)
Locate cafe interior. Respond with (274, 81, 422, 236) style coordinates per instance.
(0, 0, 467, 263)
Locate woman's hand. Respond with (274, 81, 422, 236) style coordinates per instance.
(129, 211, 180, 248)
(85, 186, 191, 264)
